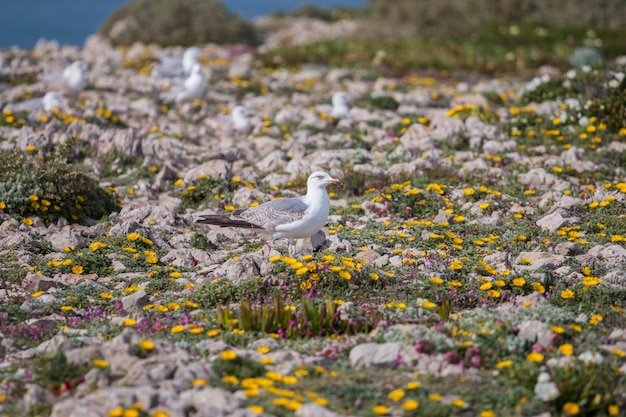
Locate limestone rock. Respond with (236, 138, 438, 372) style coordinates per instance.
(349, 342, 401, 369)
(515, 251, 565, 270)
(536, 211, 566, 234)
(179, 387, 239, 417)
(184, 159, 232, 184)
(47, 230, 87, 251)
(121, 289, 149, 312)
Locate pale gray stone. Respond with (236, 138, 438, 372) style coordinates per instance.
(515, 251, 565, 270)
(256, 150, 287, 172)
(184, 159, 232, 184)
(536, 211, 566, 234)
(483, 251, 511, 272)
(24, 383, 56, 413)
(47, 230, 87, 251)
(121, 289, 149, 312)
(23, 272, 67, 292)
(355, 250, 382, 262)
(555, 242, 583, 256)
(518, 168, 569, 191)
(215, 253, 263, 283)
(50, 386, 159, 417)
(602, 269, 626, 289)
(179, 387, 239, 417)
(296, 403, 344, 417)
(20, 294, 58, 313)
(161, 248, 213, 268)
(349, 342, 401, 369)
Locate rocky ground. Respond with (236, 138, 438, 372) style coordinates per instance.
(0, 21, 625, 417)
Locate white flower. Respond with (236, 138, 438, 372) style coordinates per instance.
(566, 69, 577, 79)
(581, 65, 591, 73)
(534, 372, 560, 401)
(578, 116, 589, 126)
(609, 79, 620, 88)
(578, 351, 603, 365)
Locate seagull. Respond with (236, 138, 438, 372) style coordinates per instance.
(62, 60, 87, 96)
(151, 46, 201, 79)
(175, 63, 205, 103)
(330, 92, 351, 119)
(231, 104, 253, 134)
(3, 91, 62, 113)
(39, 60, 87, 97)
(42, 92, 63, 112)
(197, 172, 343, 254)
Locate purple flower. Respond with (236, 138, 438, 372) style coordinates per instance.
(414, 338, 436, 354)
(469, 354, 483, 368)
(444, 351, 460, 364)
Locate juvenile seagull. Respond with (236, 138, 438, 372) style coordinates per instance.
(197, 172, 342, 254)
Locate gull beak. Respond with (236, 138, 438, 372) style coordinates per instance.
(329, 178, 343, 188)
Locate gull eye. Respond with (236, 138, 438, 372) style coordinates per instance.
(316, 175, 324, 180)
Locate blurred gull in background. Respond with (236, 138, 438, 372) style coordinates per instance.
(151, 46, 201, 79)
(3, 92, 63, 113)
(39, 60, 87, 97)
(231, 104, 253, 134)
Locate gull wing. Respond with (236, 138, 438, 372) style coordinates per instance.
(234, 197, 309, 229)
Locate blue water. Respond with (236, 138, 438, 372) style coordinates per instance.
(0, 0, 366, 49)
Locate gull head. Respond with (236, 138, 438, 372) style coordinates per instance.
(307, 171, 343, 191)
(63, 60, 87, 79)
(183, 47, 201, 62)
(183, 47, 201, 74)
(232, 104, 252, 118)
(71, 60, 88, 72)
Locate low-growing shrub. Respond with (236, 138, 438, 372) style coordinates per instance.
(0, 147, 119, 225)
(98, 0, 260, 46)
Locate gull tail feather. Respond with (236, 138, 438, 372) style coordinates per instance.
(197, 215, 262, 229)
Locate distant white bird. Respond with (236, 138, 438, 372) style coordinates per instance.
(197, 171, 342, 255)
(3, 91, 63, 113)
(182, 47, 201, 76)
(151, 46, 201, 79)
(161, 63, 206, 103)
(175, 63, 205, 103)
(315, 91, 351, 120)
(330, 92, 350, 119)
(39, 60, 87, 97)
(42, 92, 63, 111)
(62, 61, 87, 96)
(231, 104, 253, 134)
